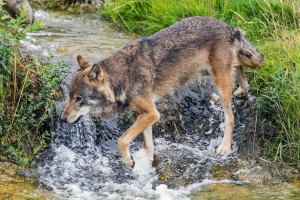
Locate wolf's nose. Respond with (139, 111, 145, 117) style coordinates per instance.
(60, 115, 68, 123)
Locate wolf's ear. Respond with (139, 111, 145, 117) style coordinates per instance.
(77, 55, 90, 70)
(88, 64, 105, 84)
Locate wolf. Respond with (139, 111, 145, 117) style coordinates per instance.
(61, 17, 264, 168)
(2, 0, 34, 25)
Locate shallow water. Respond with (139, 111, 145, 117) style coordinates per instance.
(13, 9, 300, 199)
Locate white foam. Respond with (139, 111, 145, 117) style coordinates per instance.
(34, 10, 50, 19)
(156, 184, 190, 200)
(132, 149, 157, 181)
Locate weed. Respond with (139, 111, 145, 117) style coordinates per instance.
(0, 6, 70, 166)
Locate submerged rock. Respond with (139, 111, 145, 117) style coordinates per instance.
(0, 162, 58, 199)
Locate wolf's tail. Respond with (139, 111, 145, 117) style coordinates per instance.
(234, 30, 264, 69)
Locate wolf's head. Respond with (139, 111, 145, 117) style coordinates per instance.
(60, 55, 116, 124)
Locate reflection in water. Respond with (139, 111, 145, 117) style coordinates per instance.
(19, 10, 300, 199)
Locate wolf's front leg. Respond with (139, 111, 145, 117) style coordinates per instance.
(118, 97, 160, 168)
(143, 125, 154, 161)
(233, 65, 249, 97)
(216, 109, 234, 154)
(118, 135, 135, 167)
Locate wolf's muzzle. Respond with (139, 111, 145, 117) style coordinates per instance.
(60, 115, 68, 123)
(60, 115, 82, 124)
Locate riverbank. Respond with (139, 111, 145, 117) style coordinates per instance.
(0, 161, 59, 199)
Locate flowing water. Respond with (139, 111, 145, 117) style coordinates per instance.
(14, 10, 300, 199)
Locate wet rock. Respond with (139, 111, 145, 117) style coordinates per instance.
(0, 162, 21, 177)
(257, 159, 300, 181)
(0, 161, 58, 199)
(154, 145, 206, 188)
(210, 161, 240, 181)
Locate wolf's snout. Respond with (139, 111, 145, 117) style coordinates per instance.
(60, 115, 68, 123)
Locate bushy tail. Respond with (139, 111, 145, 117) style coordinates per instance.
(235, 31, 264, 69)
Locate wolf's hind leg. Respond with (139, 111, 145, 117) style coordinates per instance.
(233, 65, 249, 97)
(143, 125, 154, 161)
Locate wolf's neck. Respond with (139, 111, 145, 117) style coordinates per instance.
(112, 81, 128, 108)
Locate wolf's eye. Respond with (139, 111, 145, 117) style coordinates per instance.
(75, 96, 82, 102)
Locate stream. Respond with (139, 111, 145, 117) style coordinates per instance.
(8, 10, 300, 199)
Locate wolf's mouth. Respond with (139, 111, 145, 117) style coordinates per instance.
(63, 115, 83, 125)
(73, 115, 83, 124)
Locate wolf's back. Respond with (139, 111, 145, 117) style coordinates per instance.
(149, 17, 263, 69)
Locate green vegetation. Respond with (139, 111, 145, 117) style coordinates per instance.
(0, 6, 69, 166)
(101, 0, 300, 165)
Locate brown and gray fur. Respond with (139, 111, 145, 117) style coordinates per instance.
(2, 0, 34, 25)
(61, 17, 264, 168)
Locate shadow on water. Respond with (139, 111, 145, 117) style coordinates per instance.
(17, 10, 300, 199)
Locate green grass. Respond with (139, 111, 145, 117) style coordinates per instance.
(254, 32, 300, 165)
(102, 0, 300, 166)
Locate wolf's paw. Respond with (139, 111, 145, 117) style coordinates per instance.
(233, 87, 248, 97)
(124, 155, 135, 168)
(216, 144, 231, 155)
(145, 148, 154, 162)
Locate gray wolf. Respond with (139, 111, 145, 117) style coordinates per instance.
(61, 17, 264, 168)
(2, 0, 34, 25)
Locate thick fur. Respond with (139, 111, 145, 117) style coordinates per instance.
(2, 0, 34, 25)
(61, 17, 264, 168)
